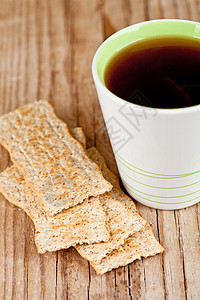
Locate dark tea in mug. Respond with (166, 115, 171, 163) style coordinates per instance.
(104, 37, 200, 108)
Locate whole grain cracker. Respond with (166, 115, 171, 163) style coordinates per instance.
(0, 166, 110, 253)
(90, 223, 164, 275)
(75, 148, 145, 264)
(32, 192, 110, 253)
(0, 100, 112, 216)
(0, 127, 86, 217)
(75, 147, 163, 268)
(75, 197, 146, 264)
(0, 128, 110, 253)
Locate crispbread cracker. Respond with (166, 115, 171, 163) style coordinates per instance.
(87, 147, 137, 212)
(32, 193, 110, 253)
(75, 148, 146, 264)
(0, 100, 112, 216)
(0, 128, 110, 253)
(76, 147, 163, 271)
(0, 127, 86, 217)
(75, 197, 146, 264)
(0, 166, 110, 253)
(90, 224, 164, 275)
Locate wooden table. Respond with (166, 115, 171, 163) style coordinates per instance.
(0, 0, 199, 299)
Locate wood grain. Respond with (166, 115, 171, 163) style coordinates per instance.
(0, 0, 199, 299)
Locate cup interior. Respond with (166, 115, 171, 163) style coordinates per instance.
(95, 19, 200, 87)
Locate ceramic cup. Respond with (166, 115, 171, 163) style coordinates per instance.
(92, 19, 200, 210)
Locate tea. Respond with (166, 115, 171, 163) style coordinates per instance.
(104, 37, 200, 108)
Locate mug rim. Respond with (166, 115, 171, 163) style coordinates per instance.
(92, 19, 200, 115)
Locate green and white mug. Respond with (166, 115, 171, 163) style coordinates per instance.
(92, 19, 200, 210)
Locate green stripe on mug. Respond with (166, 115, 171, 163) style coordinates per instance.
(119, 166, 200, 189)
(123, 180, 200, 205)
(115, 150, 200, 178)
(122, 178, 200, 199)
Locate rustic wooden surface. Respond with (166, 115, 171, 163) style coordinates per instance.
(0, 0, 199, 299)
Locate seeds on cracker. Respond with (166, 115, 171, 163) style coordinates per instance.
(0, 100, 112, 216)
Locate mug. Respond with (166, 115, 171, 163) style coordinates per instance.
(92, 19, 200, 210)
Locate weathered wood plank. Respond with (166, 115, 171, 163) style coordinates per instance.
(24, 0, 38, 104)
(128, 0, 147, 23)
(177, 206, 200, 299)
(175, 0, 192, 19)
(0, 144, 10, 300)
(56, 250, 68, 300)
(72, 0, 102, 148)
(12, 209, 26, 300)
(0, 195, 6, 300)
(26, 218, 43, 300)
(160, 0, 177, 18)
(4, 202, 14, 300)
(135, 204, 165, 300)
(147, 0, 162, 20)
(42, 252, 57, 300)
(188, 0, 200, 21)
(66, 248, 89, 300)
(37, 0, 51, 101)
(88, 267, 116, 300)
(48, 0, 76, 127)
(103, 0, 128, 39)
(158, 210, 186, 299)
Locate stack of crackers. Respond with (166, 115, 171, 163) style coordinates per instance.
(0, 100, 163, 275)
